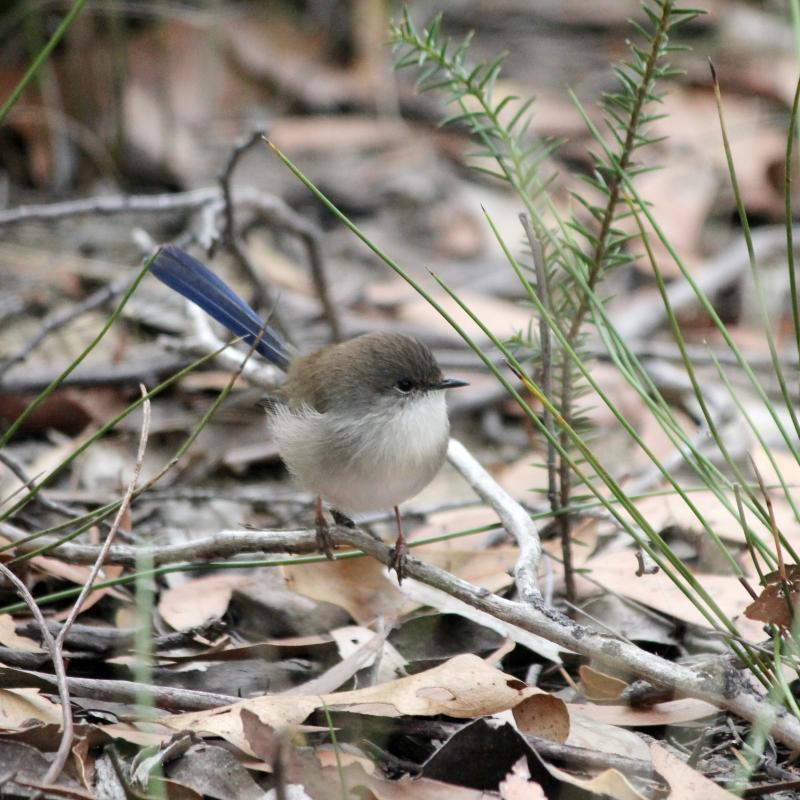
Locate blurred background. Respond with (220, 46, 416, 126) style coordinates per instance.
(1, 0, 798, 481)
(2, 0, 799, 518)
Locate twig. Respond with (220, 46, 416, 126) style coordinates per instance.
(0, 277, 130, 379)
(55, 389, 150, 641)
(216, 130, 280, 321)
(0, 183, 342, 341)
(521, 214, 573, 604)
(0, 187, 219, 225)
(184, 304, 283, 389)
(0, 520, 317, 567)
(0, 449, 87, 521)
(0, 666, 235, 712)
(5, 516, 800, 746)
(0, 353, 192, 393)
(0, 565, 72, 783)
(44, 389, 151, 786)
(15, 618, 227, 656)
(446, 438, 541, 601)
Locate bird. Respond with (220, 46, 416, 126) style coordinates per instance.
(150, 245, 467, 581)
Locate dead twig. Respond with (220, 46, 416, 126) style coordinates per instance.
(4, 516, 800, 746)
(0, 277, 130, 380)
(44, 388, 151, 785)
(0, 564, 72, 785)
(0, 665, 235, 712)
(0, 449, 87, 521)
(0, 182, 341, 342)
(216, 129, 284, 330)
(446, 438, 541, 602)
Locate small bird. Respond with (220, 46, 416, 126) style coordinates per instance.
(150, 245, 467, 580)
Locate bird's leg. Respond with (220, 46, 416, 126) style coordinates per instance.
(390, 505, 407, 583)
(315, 496, 335, 559)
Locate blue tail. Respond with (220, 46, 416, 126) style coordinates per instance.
(151, 245, 291, 371)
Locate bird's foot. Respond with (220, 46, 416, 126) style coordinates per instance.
(315, 499, 335, 560)
(390, 539, 407, 584)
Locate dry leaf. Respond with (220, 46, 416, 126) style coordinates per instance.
(282, 556, 405, 626)
(571, 698, 718, 728)
(0, 688, 62, 730)
(158, 574, 245, 629)
(567, 712, 651, 761)
(161, 654, 568, 755)
(651, 742, 738, 799)
(633, 487, 800, 550)
(546, 763, 647, 800)
(512, 693, 571, 742)
(329, 625, 407, 684)
(744, 567, 800, 627)
(579, 665, 628, 702)
(582, 549, 766, 641)
(0, 615, 43, 653)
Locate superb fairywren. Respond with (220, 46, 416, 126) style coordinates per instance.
(151, 246, 467, 580)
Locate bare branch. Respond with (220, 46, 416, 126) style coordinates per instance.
(0, 564, 72, 785)
(446, 438, 541, 601)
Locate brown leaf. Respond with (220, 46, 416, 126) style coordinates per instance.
(0, 615, 43, 652)
(0, 688, 62, 730)
(240, 708, 279, 767)
(161, 654, 567, 755)
(545, 763, 647, 800)
(512, 692, 571, 743)
(582, 549, 766, 642)
(158, 573, 244, 630)
(570, 698, 719, 728)
(744, 566, 800, 627)
(579, 665, 628, 702)
(282, 556, 405, 626)
(651, 742, 738, 799)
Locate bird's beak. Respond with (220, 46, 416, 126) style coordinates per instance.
(432, 377, 469, 390)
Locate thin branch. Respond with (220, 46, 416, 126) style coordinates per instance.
(0, 183, 341, 341)
(5, 516, 800, 746)
(44, 389, 150, 785)
(0, 277, 130, 379)
(216, 129, 281, 323)
(0, 564, 72, 783)
(55, 389, 150, 644)
(446, 438, 540, 601)
(0, 665, 235, 712)
(0, 449, 87, 521)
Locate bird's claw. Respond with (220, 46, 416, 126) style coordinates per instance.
(390, 541, 407, 584)
(315, 509, 335, 560)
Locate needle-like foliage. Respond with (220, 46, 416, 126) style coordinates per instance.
(391, 2, 702, 602)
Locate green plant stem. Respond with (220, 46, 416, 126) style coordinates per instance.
(784, 75, 800, 391)
(712, 68, 800, 445)
(0, 0, 89, 125)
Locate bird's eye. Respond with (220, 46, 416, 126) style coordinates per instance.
(396, 379, 414, 393)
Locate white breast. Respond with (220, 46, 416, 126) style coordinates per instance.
(270, 392, 450, 514)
